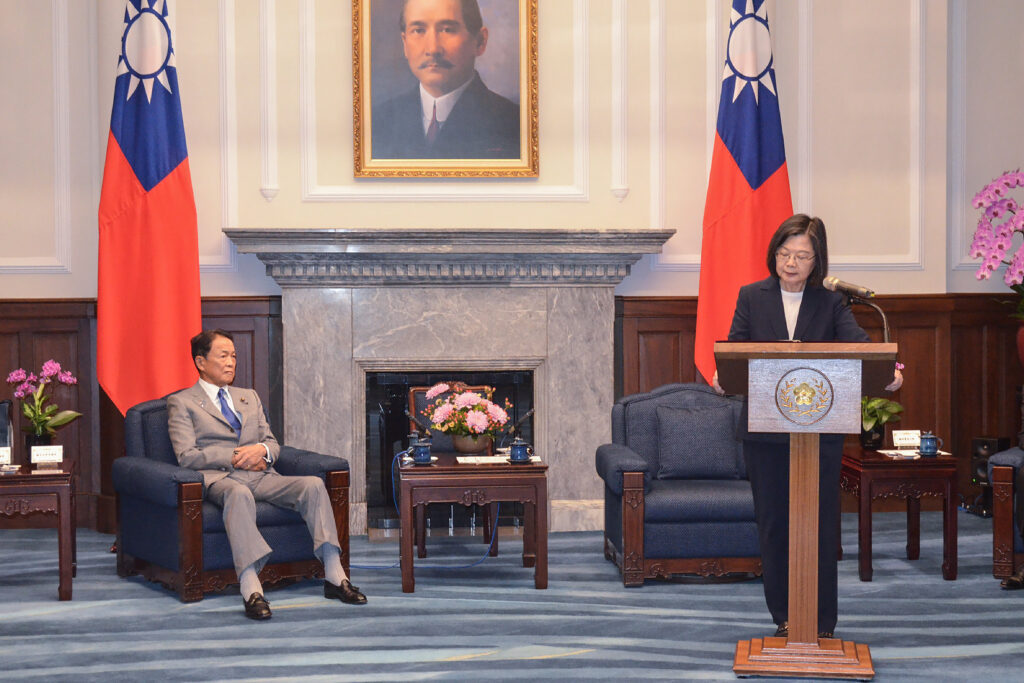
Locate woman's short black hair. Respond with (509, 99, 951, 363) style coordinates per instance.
(190, 329, 234, 365)
(765, 213, 829, 288)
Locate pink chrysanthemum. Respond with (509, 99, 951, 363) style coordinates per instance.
(454, 391, 482, 410)
(6, 368, 26, 384)
(425, 383, 449, 400)
(486, 402, 509, 425)
(430, 402, 454, 425)
(466, 411, 489, 434)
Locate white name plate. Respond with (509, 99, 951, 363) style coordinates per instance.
(892, 430, 921, 449)
(0, 447, 10, 465)
(31, 445, 63, 464)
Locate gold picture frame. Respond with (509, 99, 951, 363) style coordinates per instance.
(353, 0, 538, 177)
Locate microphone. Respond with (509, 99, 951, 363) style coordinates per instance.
(823, 276, 875, 299)
(404, 408, 432, 435)
(507, 408, 535, 435)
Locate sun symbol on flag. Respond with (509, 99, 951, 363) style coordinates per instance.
(116, 0, 175, 103)
(722, 0, 777, 104)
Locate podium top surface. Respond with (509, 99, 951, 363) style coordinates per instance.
(714, 341, 897, 360)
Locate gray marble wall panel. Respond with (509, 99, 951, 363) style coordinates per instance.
(282, 288, 363, 531)
(544, 287, 613, 507)
(351, 288, 547, 360)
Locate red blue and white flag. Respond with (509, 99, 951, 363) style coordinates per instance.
(695, 0, 793, 384)
(98, 0, 201, 415)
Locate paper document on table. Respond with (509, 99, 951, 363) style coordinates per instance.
(457, 455, 541, 464)
(878, 449, 920, 459)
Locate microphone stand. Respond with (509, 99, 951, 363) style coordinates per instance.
(849, 295, 890, 343)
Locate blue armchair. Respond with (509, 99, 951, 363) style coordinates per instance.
(113, 397, 350, 602)
(991, 446, 1024, 578)
(596, 383, 761, 586)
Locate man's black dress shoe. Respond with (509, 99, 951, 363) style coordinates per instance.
(325, 579, 367, 605)
(243, 593, 272, 620)
(1001, 568, 1024, 590)
(774, 622, 788, 637)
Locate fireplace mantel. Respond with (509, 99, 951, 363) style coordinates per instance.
(224, 227, 673, 534)
(225, 228, 674, 287)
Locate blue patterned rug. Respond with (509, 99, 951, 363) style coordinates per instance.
(0, 511, 1020, 681)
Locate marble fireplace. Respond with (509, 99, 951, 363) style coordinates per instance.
(225, 228, 673, 533)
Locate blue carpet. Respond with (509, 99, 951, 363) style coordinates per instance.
(0, 511, 1021, 681)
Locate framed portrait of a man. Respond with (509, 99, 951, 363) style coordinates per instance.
(353, 0, 538, 177)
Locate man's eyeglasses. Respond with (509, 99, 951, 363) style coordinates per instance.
(775, 250, 815, 263)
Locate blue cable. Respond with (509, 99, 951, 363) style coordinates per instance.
(349, 450, 503, 571)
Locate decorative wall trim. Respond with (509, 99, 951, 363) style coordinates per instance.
(258, 0, 279, 201)
(207, 0, 239, 273)
(610, 0, 628, 201)
(650, 0, 715, 271)
(298, 0, 589, 201)
(226, 228, 673, 287)
(796, 0, 812, 213)
(949, 0, 972, 272)
(831, 0, 925, 271)
(0, 0, 72, 274)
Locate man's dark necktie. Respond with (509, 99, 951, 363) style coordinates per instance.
(218, 387, 242, 437)
(425, 103, 439, 146)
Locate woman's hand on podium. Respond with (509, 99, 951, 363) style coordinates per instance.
(884, 368, 903, 392)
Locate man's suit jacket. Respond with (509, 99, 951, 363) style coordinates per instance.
(727, 276, 870, 443)
(372, 72, 520, 159)
(167, 383, 281, 487)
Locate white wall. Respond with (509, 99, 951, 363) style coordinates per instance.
(1, 0, 1021, 299)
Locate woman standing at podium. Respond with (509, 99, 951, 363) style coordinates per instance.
(712, 214, 902, 639)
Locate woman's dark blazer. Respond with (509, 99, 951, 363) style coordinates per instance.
(727, 276, 870, 442)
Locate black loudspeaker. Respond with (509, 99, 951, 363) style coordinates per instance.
(964, 436, 1012, 518)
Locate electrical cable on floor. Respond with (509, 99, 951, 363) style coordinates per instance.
(348, 450, 502, 571)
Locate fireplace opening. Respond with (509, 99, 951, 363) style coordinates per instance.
(365, 370, 534, 530)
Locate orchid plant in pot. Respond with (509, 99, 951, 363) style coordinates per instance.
(970, 170, 1024, 364)
(5, 360, 82, 454)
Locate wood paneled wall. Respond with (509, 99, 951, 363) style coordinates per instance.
(616, 294, 1024, 502)
(0, 298, 281, 532)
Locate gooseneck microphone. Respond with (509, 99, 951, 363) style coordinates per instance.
(404, 408, 432, 435)
(508, 408, 535, 435)
(823, 276, 875, 299)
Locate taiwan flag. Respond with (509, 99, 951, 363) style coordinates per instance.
(695, 0, 792, 384)
(98, 0, 201, 416)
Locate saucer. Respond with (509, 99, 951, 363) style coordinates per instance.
(403, 456, 438, 466)
(506, 457, 534, 464)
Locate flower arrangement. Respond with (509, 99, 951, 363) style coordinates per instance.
(422, 382, 512, 437)
(970, 170, 1024, 319)
(5, 360, 82, 437)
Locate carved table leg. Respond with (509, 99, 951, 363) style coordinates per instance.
(534, 480, 548, 589)
(943, 477, 958, 580)
(58, 487, 72, 601)
(415, 504, 427, 559)
(906, 496, 921, 560)
(488, 502, 499, 557)
(522, 499, 536, 568)
(858, 475, 873, 582)
(401, 484, 415, 593)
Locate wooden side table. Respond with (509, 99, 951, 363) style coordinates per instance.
(839, 446, 957, 582)
(399, 453, 548, 593)
(0, 464, 77, 600)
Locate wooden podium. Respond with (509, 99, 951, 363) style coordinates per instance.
(716, 341, 897, 680)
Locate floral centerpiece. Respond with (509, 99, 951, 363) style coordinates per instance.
(970, 170, 1024, 318)
(421, 382, 512, 453)
(5, 360, 82, 440)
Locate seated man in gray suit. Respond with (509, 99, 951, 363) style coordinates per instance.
(168, 329, 366, 620)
